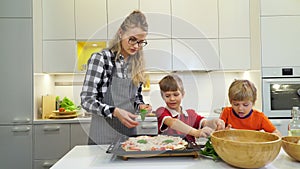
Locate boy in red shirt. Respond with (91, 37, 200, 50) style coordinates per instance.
(156, 74, 225, 142)
(220, 79, 281, 137)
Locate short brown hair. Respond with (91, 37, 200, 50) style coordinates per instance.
(159, 74, 185, 95)
(228, 79, 257, 104)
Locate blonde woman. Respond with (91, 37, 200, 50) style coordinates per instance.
(81, 10, 152, 144)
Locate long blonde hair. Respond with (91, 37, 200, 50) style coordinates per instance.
(108, 10, 148, 86)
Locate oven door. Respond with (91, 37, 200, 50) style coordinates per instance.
(262, 78, 300, 118)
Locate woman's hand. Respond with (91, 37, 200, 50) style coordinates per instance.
(113, 108, 139, 128)
(139, 104, 152, 112)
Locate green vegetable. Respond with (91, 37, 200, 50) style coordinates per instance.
(140, 109, 147, 121)
(199, 137, 220, 161)
(59, 97, 81, 111)
(162, 139, 174, 144)
(137, 139, 147, 144)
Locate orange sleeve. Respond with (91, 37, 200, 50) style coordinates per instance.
(259, 112, 276, 132)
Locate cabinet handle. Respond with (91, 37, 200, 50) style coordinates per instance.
(12, 118, 31, 124)
(11, 126, 31, 132)
(43, 126, 60, 131)
(42, 161, 55, 168)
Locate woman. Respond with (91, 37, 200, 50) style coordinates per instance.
(80, 10, 152, 144)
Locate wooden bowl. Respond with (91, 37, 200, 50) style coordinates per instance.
(282, 136, 300, 161)
(211, 130, 281, 169)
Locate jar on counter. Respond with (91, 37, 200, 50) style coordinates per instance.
(288, 106, 300, 136)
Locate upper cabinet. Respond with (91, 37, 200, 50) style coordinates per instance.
(140, 0, 171, 39)
(75, 0, 107, 40)
(107, 0, 139, 39)
(261, 0, 300, 16)
(144, 39, 172, 71)
(43, 40, 77, 73)
(173, 39, 219, 71)
(172, 0, 218, 38)
(261, 16, 300, 67)
(219, 0, 250, 38)
(42, 0, 75, 40)
(0, 0, 32, 17)
(260, 0, 300, 68)
(219, 39, 250, 70)
(219, 0, 251, 70)
(38, 0, 253, 73)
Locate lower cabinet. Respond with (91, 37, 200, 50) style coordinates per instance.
(0, 125, 32, 169)
(33, 122, 90, 169)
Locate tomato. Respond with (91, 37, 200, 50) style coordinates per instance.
(59, 108, 65, 112)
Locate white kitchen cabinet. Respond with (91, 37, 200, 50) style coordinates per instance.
(0, 0, 32, 17)
(171, 0, 218, 38)
(34, 124, 70, 160)
(143, 39, 172, 71)
(70, 123, 90, 148)
(219, 39, 251, 70)
(42, 0, 75, 39)
(140, 0, 171, 39)
(43, 40, 77, 73)
(172, 39, 219, 71)
(0, 126, 32, 169)
(34, 159, 57, 169)
(33, 122, 91, 169)
(75, 0, 107, 40)
(261, 16, 300, 68)
(261, 0, 300, 16)
(107, 0, 139, 39)
(0, 18, 33, 125)
(219, 0, 250, 38)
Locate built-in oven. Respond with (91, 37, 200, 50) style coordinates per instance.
(262, 67, 300, 136)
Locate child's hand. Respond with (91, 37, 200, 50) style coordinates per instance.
(215, 119, 225, 130)
(198, 127, 214, 138)
(225, 124, 232, 130)
(204, 119, 225, 131)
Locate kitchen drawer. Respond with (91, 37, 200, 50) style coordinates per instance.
(34, 124, 70, 159)
(34, 159, 58, 169)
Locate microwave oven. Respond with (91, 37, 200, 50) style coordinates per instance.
(262, 78, 300, 118)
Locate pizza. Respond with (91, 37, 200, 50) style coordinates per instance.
(121, 135, 188, 151)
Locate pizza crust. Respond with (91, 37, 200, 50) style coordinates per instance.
(121, 135, 188, 151)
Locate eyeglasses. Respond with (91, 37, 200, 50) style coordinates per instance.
(128, 37, 148, 47)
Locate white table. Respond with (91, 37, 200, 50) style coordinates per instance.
(50, 145, 298, 169)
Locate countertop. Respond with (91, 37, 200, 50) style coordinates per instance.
(33, 117, 91, 124)
(50, 145, 299, 169)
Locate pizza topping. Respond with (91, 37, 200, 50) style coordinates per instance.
(162, 139, 174, 144)
(137, 139, 148, 144)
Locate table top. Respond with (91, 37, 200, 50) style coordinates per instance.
(50, 145, 299, 169)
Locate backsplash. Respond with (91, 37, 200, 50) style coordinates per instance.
(34, 71, 262, 119)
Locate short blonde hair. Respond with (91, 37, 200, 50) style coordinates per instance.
(228, 79, 257, 104)
(159, 74, 185, 96)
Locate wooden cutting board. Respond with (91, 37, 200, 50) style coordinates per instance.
(42, 95, 56, 119)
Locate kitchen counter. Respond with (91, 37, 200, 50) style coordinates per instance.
(34, 117, 91, 124)
(50, 145, 299, 169)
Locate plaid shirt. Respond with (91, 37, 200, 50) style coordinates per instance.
(80, 49, 144, 117)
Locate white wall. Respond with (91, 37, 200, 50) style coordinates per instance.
(34, 71, 262, 118)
